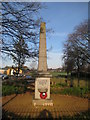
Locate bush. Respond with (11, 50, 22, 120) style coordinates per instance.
(2, 85, 15, 96)
(57, 83, 67, 87)
(51, 83, 67, 88)
(2, 85, 26, 96)
(59, 87, 89, 97)
(51, 85, 89, 97)
(71, 71, 90, 78)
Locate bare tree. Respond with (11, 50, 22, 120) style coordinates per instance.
(63, 20, 89, 75)
(12, 36, 30, 73)
(1, 2, 42, 52)
(1, 2, 43, 73)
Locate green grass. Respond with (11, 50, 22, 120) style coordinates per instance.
(51, 77, 66, 83)
(51, 86, 89, 97)
(60, 87, 88, 96)
(51, 77, 89, 88)
(50, 71, 68, 77)
(50, 77, 89, 97)
(2, 85, 26, 96)
(51, 82, 67, 88)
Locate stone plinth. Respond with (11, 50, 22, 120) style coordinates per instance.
(35, 77, 50, 99)
(33, 99, 53, 106)
(37, 72, 52, 78)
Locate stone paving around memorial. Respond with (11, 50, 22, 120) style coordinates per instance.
(2, 92, 89, 118)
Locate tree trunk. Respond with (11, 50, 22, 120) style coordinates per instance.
(77, 65, 80, 87)
(77, 58, 80, 87)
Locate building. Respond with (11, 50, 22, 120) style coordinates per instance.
(0, 69, 5, 74)
(7, 68, 22, 75)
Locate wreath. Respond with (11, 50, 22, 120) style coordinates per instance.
(40, 92, 47, 99)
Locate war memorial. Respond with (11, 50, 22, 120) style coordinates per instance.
(33, 22, 53, 106)
(2, 22, 89, 119)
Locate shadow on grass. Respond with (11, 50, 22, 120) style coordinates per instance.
(2, 94, 17, 107)
(2, 109, 31, 120)
(37, 109, 53, 119)
(2, 109, 90, 120)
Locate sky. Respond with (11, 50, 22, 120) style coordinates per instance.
(1, 2, 88, 69)
(40, 2, 88, 68)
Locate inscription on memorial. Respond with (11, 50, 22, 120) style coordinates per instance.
(37, 79, 48, 91)
(38, 79, 47, 85)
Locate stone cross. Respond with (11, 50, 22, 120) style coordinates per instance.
(38, 22, 47, 72)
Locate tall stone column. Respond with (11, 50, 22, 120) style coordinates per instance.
(38, 22, 47, 72)
(33, 22, 53, 106)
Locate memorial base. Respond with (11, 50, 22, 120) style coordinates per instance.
(32, 99, 53, 106)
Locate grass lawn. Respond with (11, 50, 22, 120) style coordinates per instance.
(2, 84, 26, 96)
(50, 71, 68, 77)
(51, 78, 89, 87)
(50, 75, 89, 97)
(51, 77, 65, 84)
